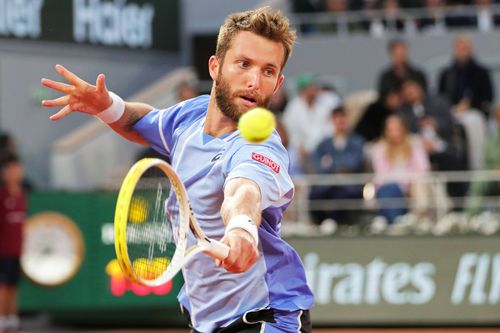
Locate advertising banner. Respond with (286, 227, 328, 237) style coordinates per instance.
(0, 0, 179, 51)
(20, 192, 184, 325)
(288, 236, 500, 325)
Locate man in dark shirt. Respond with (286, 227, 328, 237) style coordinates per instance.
(355, 86, 402, 142)
(377, 39, 427, 98)
(438, 34, 495, 118)
(0, 154, 26, 332)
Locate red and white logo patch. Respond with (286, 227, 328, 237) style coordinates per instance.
(251, 153, 280, 173)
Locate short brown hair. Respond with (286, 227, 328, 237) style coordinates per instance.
(216, 7, 296, 68)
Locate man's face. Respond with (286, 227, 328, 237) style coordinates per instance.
(402, 81, 422, 104)
(454, 37, 472, 64)
(211, 31, 285, 121)
(391, 43, 407, 66)
(1, 162, 23, 185)
(332, 112, 348, 134)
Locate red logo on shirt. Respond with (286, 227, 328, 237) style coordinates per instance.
(252, 153, 280, 173)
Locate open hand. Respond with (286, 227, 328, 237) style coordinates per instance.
(41, 64, 112, 121)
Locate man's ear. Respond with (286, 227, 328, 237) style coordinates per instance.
(274, 74, 285, 94)
(208, 56, 219, 81)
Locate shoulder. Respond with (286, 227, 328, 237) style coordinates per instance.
(372, 140, 385, 154)
(227, 132, 289, 169)
(163, 95, 209, 129)
(349, 133, 365, 146)
(175, 95, 210, 117)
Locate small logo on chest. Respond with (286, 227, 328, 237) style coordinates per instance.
(211, 152, 223, 162)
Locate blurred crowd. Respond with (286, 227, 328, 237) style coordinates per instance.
(294, 0, 500, 36)
(174, 32, 498, 231)
(271, 34, 499, 228)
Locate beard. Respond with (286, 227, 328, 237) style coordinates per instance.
(214, 71, 271, 122)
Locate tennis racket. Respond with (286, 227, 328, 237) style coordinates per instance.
(114, 158, 229, 287)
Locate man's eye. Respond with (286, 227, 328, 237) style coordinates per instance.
(239, 61, 249, 68)
(264, 69, 275, 76)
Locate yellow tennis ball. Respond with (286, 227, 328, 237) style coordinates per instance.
(238, 107, 276, 143)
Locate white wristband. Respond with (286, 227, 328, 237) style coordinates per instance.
(96, 91, 125, 124)
(225, 215, 259, 246)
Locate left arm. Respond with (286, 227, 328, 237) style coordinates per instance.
(219, 178, 261, 273)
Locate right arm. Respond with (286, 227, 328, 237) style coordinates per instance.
(41, 64, 151, 145)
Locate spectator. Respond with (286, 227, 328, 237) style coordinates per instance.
(0, 154, 26, 332)
(355, 86, 403, 142)
(418, 0, 448, 33)
(308, 106, 365, 225)
(322, 0, 363, 35)
(438, 34, 495, 118)
(398, 78, 468, 172)
(368, 0, 416, 37)
(377, 39, 427, 98)
(372, 115, 431, 223)
(283, 73, 340, 172)
(473, 0, 500, 32)
(466, 105, 500, 215)
(0, 133, 33, 191)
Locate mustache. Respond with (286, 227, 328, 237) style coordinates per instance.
(233, 90, 265, 105)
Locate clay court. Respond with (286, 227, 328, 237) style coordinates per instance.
(35, 329, 500, 333)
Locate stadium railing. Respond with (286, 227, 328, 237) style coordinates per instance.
(284, 170, 500, 237)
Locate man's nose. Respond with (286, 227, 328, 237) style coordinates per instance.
(246, 69, 260, 90)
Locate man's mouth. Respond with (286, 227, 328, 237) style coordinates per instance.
(240, 94, 257, 107)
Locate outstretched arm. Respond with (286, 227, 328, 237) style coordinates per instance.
(218, 178, 262, 273)
(41, 64, 151, 145)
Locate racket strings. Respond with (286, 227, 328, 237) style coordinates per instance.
(126, 167, 177, 281)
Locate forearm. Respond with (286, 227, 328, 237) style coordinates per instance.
(221, 179, 262, 228)
(108, 101, 153, 145)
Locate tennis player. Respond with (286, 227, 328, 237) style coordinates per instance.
(41, 7, 313, 332)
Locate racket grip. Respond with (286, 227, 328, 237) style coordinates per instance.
(205, 239, 230, 260)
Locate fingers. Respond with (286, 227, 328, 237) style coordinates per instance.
(49, 105, 72, 121)
(55, 64, 87, 87)
(41, 78, 74, 94)
(219, 232, 259, 273)
(42, 95, 70, 107)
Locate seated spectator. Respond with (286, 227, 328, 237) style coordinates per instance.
(398, 78, 468, 172)
(466, 105, 500, 215)
(377, 39, 427, 98)
(372, 115, 431, 223)
(321, 0, 364, 35)
(355, 86, 402, 142)
(473, 0, 500, 32)
(438, 35, 495, 119)
(367, 0, 416, 37)
(308, 106, 365, 225)
(283, 73, 341, 172)
(418, 0, 448, 33)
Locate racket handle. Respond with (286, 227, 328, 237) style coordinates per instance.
(204, 239, 230, 260)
